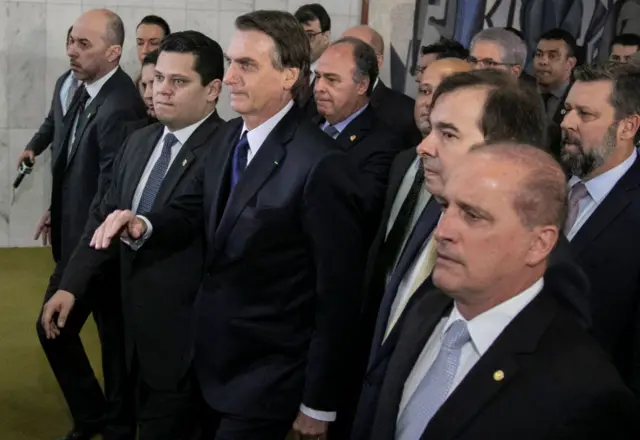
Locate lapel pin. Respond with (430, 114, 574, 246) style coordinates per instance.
(350, 135, 356, 142)
(182, 158, 187, 167)
(493, 370, 505, 381)
(274, 161, 279, 166)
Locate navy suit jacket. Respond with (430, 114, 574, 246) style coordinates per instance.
(143, 104, 366, 418)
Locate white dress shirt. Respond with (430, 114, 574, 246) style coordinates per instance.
(309, 60, 319, 85)
(398, 278, 544, 415)
(566, 148, 637, 240)
(68, 66, 119, 151)
(131, 112, 214, 213)
(59, 71, 79, 115)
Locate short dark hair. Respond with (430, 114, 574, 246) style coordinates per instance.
(330, 37, 379, 96)
(470, 142, 568, 230)
(142, 49, 158, 67)
(573, 63, 640, 142)
(105, 11, 125, 46)
(236, 10, 310, 100)
(421, 38, 469, 60)
(159, 31, 224, 86)
(538, 28, 578, 58)
(432, 69, 548, 149)
(137, 15, 171, 37)
(612, 33, 640, 48)
(294, 3, 331, 32)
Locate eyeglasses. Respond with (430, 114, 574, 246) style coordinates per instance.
(305, 30, 324, 40)
(467, 56, 516, 68)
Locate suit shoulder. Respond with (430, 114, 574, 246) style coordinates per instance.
(387, 87, 415, 108)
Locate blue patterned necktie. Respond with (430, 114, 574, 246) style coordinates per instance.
(231, 131, 249, 189)
(396, 319, 471, 440)
(137, 133, 179, 214)
(323, 123, 339, 139)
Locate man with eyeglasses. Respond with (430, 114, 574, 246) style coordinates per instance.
(295, 3, 331, 118)
(469, 27, 562, 159)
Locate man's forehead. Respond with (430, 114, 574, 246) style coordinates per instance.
(537, 39, 567, 52)
(302, 20, 321, 31)
(433, 87, 488, 117)
(568, 79, 612, 103)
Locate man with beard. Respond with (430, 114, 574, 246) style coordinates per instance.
(560, 62, 640, 395)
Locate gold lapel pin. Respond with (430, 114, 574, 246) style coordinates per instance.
(493, 370, 505, 381)
(182, 159, 187, 167)
(349, 135, 356, 141)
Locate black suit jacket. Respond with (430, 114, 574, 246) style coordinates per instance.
(370, 80, 422, 148)
(314, 105, 404, 240)
(550, 82, 572, 127)
(25, 70, 71, 157)
(143, 105, 366, 418)
(367, 281, 639, 440)
(59, 112, 224, 390)
(299, 77, 319, 120)
(50, 67, 146, 264)
(569, 156, 640, 394)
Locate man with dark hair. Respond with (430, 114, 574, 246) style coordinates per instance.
(415, 38, 468, 82)
(366, 143, 638, 440)
(31, 9, 146, 440)
(610, 33, 640, 63)
(86, 10, 365, 440)
(137, 50, 159, 122)
(352, 69, 590, 440)
(294, 3, 331, 118)
(314, 36, 404, 241)
(534, 28, 577, 125)
(342, 25, 423, 148)
(560, 62, 640, 394)
(136, 15, 171, 63)
(42, 30, 225, 440)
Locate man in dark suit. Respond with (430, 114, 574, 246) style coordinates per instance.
(367, 143, 639, 440)
(88, 10, 364, 440)
(560, 63, 640, 395)
(533, 29, 577, 126)
(342, 25, 423, 148)
(352, 69, 591, 440)
(313, 36, 404, 242)
(41, 31, 225, 440)
(294, 3, 331, 119)
(34, 9, 147, 440)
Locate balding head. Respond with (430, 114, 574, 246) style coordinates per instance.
(68, 9, 124, 83)
(342, 25, 384, 68)
(433, 142, 565, 317)
(415, 57, 472, 135)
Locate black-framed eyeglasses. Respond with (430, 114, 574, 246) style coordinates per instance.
(305, 30, 324, 40)
(467, 56, 516, 68)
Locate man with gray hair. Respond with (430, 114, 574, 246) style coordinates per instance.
(469, 27, 528, 78)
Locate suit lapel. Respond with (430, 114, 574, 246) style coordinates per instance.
(370, 80, 388, 109)
(335, 106, 374, 150)
(421, 289, 559, 440)
(152, 112, 223, 209)
(123, 125, 163, 208)
(213, 107, 299, 253)
(369, 197, 442, 367)
(570, 157, 640, 256)
(65, 68, 124, 169)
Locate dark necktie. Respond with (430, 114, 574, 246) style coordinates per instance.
(541, 92, 553, 113)
(231, 131, 250, 189)
(380, 160, 425, 272)
(137, 133, 179, 214)
(65, 84, 90, 125)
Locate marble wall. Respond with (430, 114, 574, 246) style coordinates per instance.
(0, 0, 362, 247)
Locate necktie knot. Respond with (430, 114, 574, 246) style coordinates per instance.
(323, 124, 339, 138)
(442, 320, 470, 350)
(564, 181, 589, 234)
(568, 181, 588, 203)
(163, 133, 179, 151)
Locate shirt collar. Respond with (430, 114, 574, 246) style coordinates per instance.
(569, 148, 637, 203)
(443, 277, 544, 356)
(323, 103, 369, 134)
(85, 66, 119, 99)
(162, 110, 215, 146)
(241, 100, 294, 155)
